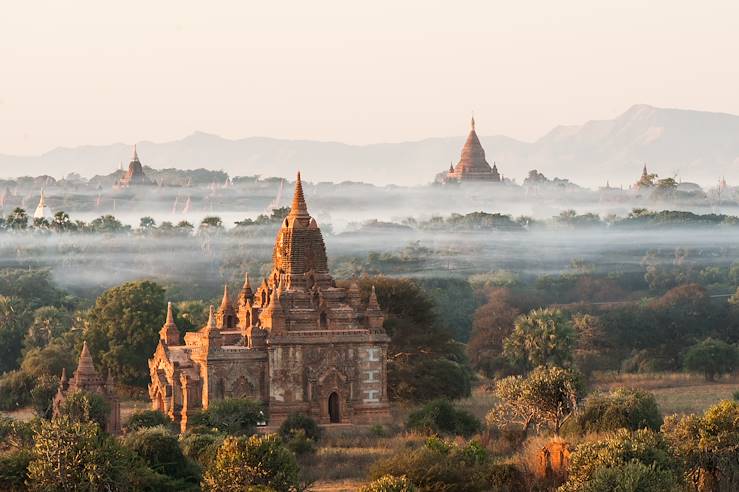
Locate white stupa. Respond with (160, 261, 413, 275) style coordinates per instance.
(33, 190, 52, 220)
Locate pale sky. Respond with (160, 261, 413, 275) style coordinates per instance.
(1, 0, 738, 155)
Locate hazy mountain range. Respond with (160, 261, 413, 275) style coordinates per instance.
(1, 104, 738, 187)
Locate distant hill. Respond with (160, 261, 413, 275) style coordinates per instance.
(1, 105, 737, 187)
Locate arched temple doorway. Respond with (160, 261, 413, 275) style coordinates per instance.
(328, 392, 340, 423)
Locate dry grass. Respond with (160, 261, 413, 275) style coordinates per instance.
(309, 480, 368, 492)
(0, 407, 36, 421)
(591, 371, 739, 415)
(299, 430, 426, 486)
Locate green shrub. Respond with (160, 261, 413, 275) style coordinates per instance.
(278, 413, 320, 442)
(390, 357, 473, 402)
(560, 429, 676, 491)
(578, 460, 679, 492)
(486, 463, 527, 492)
(0, 417, 36, 451)
(662, 400, 739, 491)
(56, 390, 110, 430)
(121, 426, 200, 485)
(683, 338, 738, 381)
(360, 474, 416, 492)
(29, 375, 59, 419)
(733, 390, 739, 401)
(0, 449, 32, 491)
(406, 399, 481, 437)
(564, 388, 662, 436)
(179, 432, 224, 469)
(370, 424, 387, 437)
(283, 429, 316, 455)
(195, 398, 263, 436)
(620, 350, 671, 373)
(125, 409, 173, 432)
(0, 370, 35, 411)
(370, 437, 492, 492)
(26, 417, 131, 491)
(201, 434, 303, 492)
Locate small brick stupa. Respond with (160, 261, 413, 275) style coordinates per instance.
(116, 145, 154, 187)
(444, 117, 501, 183)
(53, 341, 121, 434)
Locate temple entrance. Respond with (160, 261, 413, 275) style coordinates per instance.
(328, 392, 340, 423)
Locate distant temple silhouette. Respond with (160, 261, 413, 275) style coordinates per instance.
(116, 145, 154, 187)
(443, 117, 501, 183)
(53, 341, 121, 434)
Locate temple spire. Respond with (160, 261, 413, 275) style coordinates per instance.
(471, 114, 475, 131)
(207, 305, 216, 328)
(132, 144, 139, 161)
(242, 272, 252, 291)
(160, 301, 180, 345)
(289, 172, 309, 219)
(166, 301, 175, 325)
(220, 284, 232, 310)
(368, 285, 380, 310)
(75, 341, 99, 378)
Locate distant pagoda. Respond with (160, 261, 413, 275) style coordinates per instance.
(33, 189, 52, 220)
(444, 117, 501, 183)
(116, 145, 154, 187)
(53, 341, 121, 434)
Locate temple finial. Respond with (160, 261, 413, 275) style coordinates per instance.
(207, 305, 216, 328)
(471, 113, 475, 131)
(133, 144, 139, 161)
(243, 272, 251, 290)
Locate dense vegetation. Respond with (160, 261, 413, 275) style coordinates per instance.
(1, 198, 739, 490)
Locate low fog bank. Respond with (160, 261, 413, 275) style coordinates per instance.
(3, 179, 737, 232)
(1, 225, 738, 299)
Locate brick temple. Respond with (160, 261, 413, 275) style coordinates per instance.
(116, 145, 154, 187)
(54, 341, 122, 434)
(148, 173, 391, 431)
(444, 117, 502, 183)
